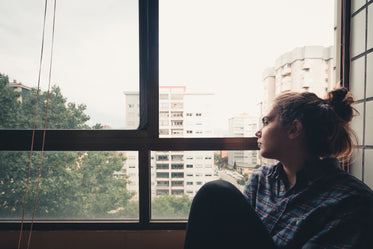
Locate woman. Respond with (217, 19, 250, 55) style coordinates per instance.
(184, 88, 373, 249)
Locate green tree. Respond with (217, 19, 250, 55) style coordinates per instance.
(0, 73, 134, 219)
(0, 74, 21, 128)
(237, 174, 249, 186)
(152, 194, 192, 219)
(214, 152, 228, 169)
(18, 86, 90, 129)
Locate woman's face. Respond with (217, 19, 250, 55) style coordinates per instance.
(255, 108, 290, 160)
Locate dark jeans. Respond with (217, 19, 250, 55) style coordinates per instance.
(184, 180, 277, 249)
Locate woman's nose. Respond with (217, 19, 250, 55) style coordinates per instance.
(255, 130, 261, 137)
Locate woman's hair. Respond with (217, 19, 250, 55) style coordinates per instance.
(272, 88, 357, 159)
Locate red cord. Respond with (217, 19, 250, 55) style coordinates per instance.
(17, 1, 48, 248)
(26, 1, 57, 248)
(17, 1, 57, 248)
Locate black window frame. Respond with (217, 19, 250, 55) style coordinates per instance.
(0, 0, 351, 231)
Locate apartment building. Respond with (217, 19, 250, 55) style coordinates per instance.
(123, 86, 217, 200)
(262, 46, 337, 113)
(228, 113, 258, 174)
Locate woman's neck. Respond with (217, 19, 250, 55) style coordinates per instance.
(280, 152, 318, 190)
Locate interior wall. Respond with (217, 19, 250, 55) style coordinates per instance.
(0, 230, 186, 249)
(350, 0, 373, 188)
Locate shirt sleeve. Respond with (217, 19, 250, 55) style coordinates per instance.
(301, 197, 373, 249)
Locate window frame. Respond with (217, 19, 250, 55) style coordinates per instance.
(0, 0, 350, 231)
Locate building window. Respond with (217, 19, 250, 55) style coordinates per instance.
(157, 190, 169, 195)
(156, 172, 169, 178)
(157, 181, 169, 186)
(171, 155, 183, 161)
(171, 190, 184, 195)
(171, 164, 184, 169)
(171, 172, 184, 178)
(157, 155, 169, 161)
(171, 181, 184, 186)
(156, 164, 169, 170)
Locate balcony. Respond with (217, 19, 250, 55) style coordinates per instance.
(281, 67, 291, 76)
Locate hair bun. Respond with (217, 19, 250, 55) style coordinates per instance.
(325, 88, 354, 123)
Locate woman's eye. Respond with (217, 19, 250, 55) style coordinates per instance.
(262, 120, 269, 126)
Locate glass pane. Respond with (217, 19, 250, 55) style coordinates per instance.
(150, 150, 260, 219)
(159, 0, 336, 137)
(0, 151, 138, 220)
(0, 0, 139, 129)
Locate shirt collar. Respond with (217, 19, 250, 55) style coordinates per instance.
(269, 158, 341, 185)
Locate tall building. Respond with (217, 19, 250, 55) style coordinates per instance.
(262, 46, 337, 113)
(228, 113, 258, 174)
(123, 86, 217, 200)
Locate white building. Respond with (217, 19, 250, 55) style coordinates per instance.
(228, 113, 258, 173)
(124, 86, 217, 200)
(262, 46, 337, 114)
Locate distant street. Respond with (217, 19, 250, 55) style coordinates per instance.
(218, 169, 245, 192)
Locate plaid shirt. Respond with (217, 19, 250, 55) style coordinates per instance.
(244, 158, 373, 249)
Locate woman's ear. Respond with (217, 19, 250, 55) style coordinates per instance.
(288, 119, 303, 139)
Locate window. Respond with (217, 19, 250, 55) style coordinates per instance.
(171, 181, 184, 186)
(157, 181, 169, 186)
(171, 172, 184, 178)
(171, 190, 184, 195)
(160, 94, 168, 100)
(156, 164, 169, 170)
(171, 112, 183, 117)
(156, 172, 169, 178)
(0, 0, 345, 238)
(156, 190, 169, 195)
(157, 155, 169, 161)
(161, 103, 169, 109)
(171, 155, 183, 161)
(171, 164, 184, 169)
(171, 121, 183, 126)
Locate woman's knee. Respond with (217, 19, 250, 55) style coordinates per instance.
(192, 180, 244, 206)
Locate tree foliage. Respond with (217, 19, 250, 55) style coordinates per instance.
(118, 194, 193, 219)
(152, 194, 192, 219)
(214, 152, 228, 169)
(236, 174, 249, 186)
(0, 73, 134, 219)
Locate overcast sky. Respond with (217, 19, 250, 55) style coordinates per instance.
(0, 0, 334, 130)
